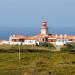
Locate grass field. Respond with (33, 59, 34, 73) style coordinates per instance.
(0, 45, 55, 53)
(0, 51, 75, 75)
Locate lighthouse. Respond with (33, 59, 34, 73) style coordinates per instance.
(41, 20, 48, 35)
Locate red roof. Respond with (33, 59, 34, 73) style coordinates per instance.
(0, 40, 7, 43)
(12, 36, 38, 40)
(11, 34, 75, 41)
(48, 34, 75, 39)
(36, 33, 46, 37)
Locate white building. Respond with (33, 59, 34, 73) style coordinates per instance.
(1, 20, 75, 46)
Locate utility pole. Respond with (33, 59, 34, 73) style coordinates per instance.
(19, 44, 21, 60)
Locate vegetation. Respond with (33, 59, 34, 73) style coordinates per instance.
(39, 42, 54, 48)
(0, 44, 55, 53)
(0, 52, 75, 75)
(0, 44, 75, 75)
(61, 43, 75, 52)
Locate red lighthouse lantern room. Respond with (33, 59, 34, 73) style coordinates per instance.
(42, 20, 47, 27)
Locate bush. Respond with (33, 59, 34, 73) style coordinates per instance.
(0, 44, 55, 53)
(48, 43, 54, 48)
(39, 42, 48, 47)
(39, 42, 54, 48)
(61, 43, 75, 52)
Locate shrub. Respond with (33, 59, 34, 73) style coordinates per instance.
(48, 43, 54, 48)
(61, 43, 75, 52)
(39, 42, 48, 47)
(39, 42, 54, 48)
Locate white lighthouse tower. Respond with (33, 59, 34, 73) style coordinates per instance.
(41, 20, 48, 35)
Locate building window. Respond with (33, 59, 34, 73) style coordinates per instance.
(69, 39, 73, 41)
(57, 39, 62, 42)
(30, 40, 31, 43)
(42, 38, 44, 42)
(59, 39, 61, 42)
(62, 39, 64, 42)
(51, 40, 54, 42)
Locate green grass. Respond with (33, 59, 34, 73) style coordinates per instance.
(0, 52, 75, 75)
(0, 45, 55, 53)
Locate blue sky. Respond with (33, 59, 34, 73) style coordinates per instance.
(0, 0, 75, 39)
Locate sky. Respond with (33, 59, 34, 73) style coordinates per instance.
(0, 0, 75, 40)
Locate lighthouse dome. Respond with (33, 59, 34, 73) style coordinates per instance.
(42, 20, 47, 27)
